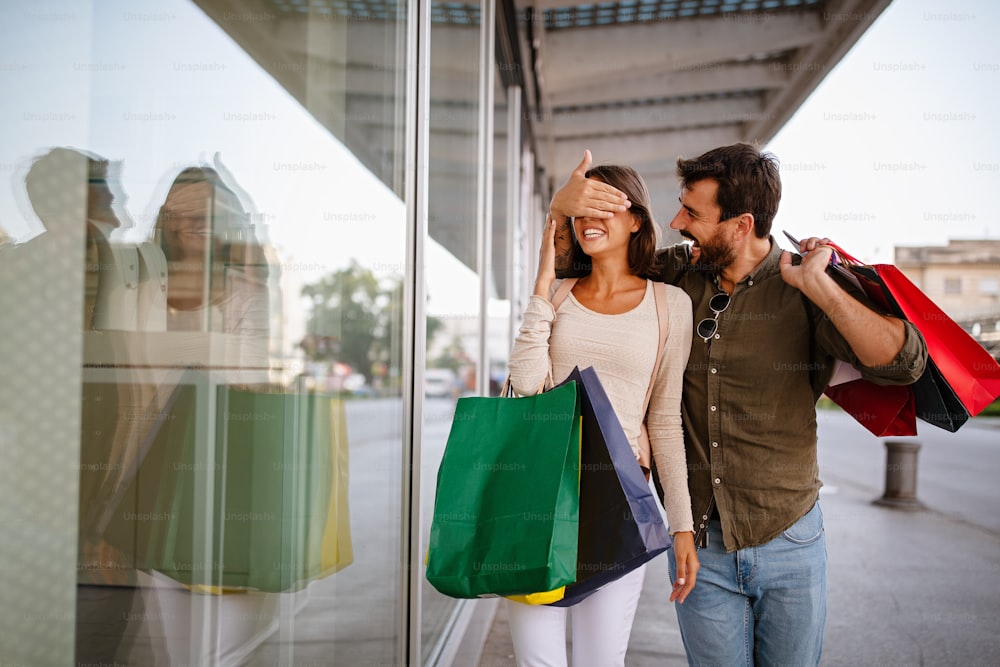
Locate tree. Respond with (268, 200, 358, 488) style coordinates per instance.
(301, 260, 382, 378)
(432, 334, 469, 373)
(300, 261, 443, 385)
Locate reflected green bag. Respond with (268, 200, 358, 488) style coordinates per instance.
(126, 386, 353, 593)
(426, 381, 581, 598)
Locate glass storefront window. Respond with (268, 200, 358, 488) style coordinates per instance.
(489, 78, 513, 397)
(0, 0, 532, 663)
(420, 0, 483, 660)
(1, 1, 410, 664)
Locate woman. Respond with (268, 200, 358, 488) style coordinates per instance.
(506, 154, 698, 666)
(155, 165, 271, 368)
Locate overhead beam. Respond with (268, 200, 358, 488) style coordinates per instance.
(543, 11, 824, 89)
(552, 125, 743, 176)
(548, 61, 789, 107)
(547, 95, 765, 138)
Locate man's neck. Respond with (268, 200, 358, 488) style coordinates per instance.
(719, 236, 771, 293)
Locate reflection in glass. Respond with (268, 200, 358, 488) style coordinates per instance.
(155, 166, 272, 368)
(2, 0, 410, 663)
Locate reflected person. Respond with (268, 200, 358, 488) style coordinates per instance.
(24, 146, 166, 664)
(155, 165, 270, 369)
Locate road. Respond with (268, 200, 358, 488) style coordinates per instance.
(815, 408, 1000, 534)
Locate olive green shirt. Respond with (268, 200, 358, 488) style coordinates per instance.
(657, 239, 927, 551)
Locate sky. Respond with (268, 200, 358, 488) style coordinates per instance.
(766, 0, 1000, 263)
(0, 0, 997, 321)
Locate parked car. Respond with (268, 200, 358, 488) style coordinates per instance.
(424, 368, 458, 398)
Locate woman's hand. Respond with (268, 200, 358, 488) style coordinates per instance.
(533, 214, 558, 298)
(669, 531, 699, 604)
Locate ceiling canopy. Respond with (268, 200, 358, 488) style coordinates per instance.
(196, 0, 892, 291)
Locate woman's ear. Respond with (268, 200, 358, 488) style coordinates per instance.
(630, 215, 641, 234)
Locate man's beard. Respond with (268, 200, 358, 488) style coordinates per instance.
(691, 233, 735, 275)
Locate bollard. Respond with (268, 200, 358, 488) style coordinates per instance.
(872, 440, 925, 510)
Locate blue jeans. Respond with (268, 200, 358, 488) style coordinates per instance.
(668, 502, 827, 667)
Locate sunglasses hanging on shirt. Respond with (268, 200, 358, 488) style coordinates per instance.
(696, 291, 731, 342)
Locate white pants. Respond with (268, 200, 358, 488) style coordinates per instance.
(504, 564, 646, 667)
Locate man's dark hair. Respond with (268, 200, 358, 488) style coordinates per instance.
(676, 143, 781, 238)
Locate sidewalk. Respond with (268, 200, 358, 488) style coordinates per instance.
(477, 413, 1000, 666)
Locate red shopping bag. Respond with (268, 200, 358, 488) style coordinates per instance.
(876, 264, 1000, 414)
(824, 378, 917, 437)
(830, 244, 1000, 432)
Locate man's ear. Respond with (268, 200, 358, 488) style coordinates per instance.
(735, 212, 755, 239)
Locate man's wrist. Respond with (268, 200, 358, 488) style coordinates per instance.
(798, 266, 841, 306)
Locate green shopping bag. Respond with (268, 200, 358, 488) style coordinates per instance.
(426, 381, 582, 598)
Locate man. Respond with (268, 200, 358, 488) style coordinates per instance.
(551, 144, 927, 665)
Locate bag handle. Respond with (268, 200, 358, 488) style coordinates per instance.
(501, 375, 547, 397)
(825, 241, 860, 266)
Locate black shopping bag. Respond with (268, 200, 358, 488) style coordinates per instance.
(549, 366, 672, 607)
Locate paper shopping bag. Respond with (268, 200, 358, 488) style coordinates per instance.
(426, 381, 582, 599)
(823, 378, 917, 437)
(547, 366, 672, 607)
(831, 243, 1000, 432)
(128, 387, 352, 593)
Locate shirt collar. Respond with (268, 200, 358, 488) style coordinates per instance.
(742, 235, 783, 285)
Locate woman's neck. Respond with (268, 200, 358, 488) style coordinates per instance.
(580, 257, 643, 294)
(571, 256, 646, 315)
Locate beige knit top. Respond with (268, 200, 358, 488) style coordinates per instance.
(508, 279, 695, 535)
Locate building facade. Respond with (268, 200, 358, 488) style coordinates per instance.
(896, 240, 1000, 358)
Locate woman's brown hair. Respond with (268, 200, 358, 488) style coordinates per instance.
(575, 164, 661, 279)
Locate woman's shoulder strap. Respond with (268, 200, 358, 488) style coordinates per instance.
(651, 281, 670, 347)
(549, 278, 577, 311)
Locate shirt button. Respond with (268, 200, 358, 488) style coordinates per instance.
(711, 368, 718, 374)
(713, 333, 721, 340)
(712, 441, 719, 448)
(710, 405, 717, 412)
(748, 279, 754, 286)
(702, 515, 709, 520)
(713, 478, 721, 485)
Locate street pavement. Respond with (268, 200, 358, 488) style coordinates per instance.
(478, 409, 1000, 667)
